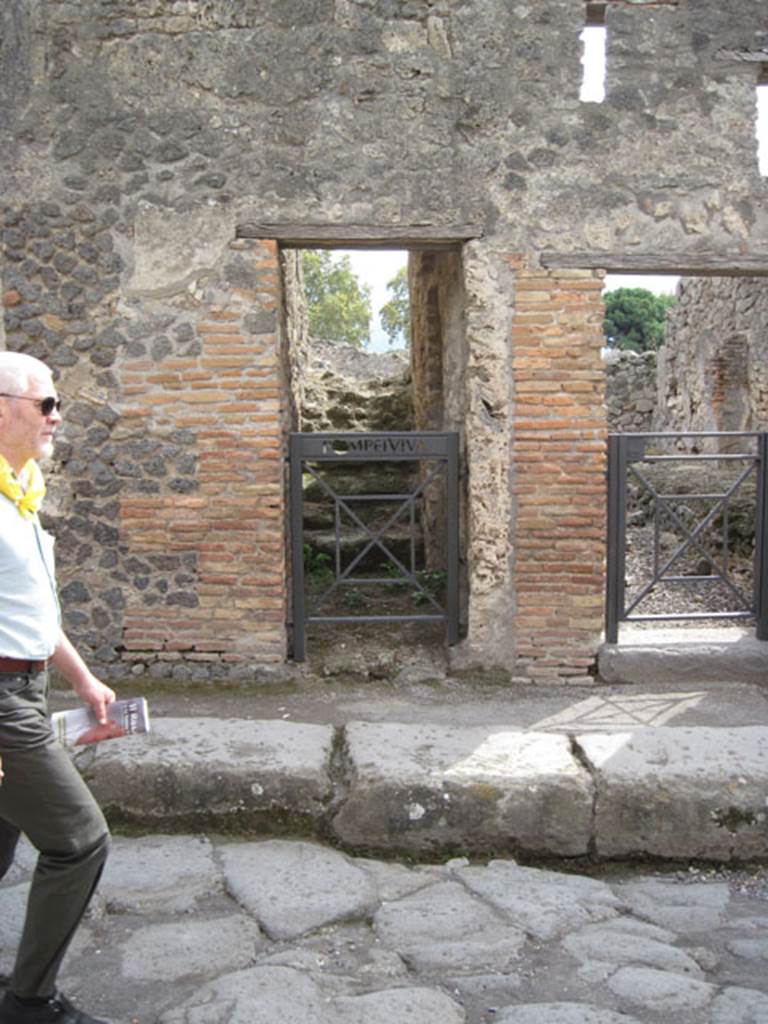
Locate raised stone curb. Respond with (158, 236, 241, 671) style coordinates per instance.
(578, 726, 768, 860)
(82, 717, 336, 832)
(80, 717, 768, 861)
(332, 722, 593, 857)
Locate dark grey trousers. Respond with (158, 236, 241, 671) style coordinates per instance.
(0, 671, 109, 998)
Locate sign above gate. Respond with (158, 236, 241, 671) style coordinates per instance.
(293, 431, 457, 460)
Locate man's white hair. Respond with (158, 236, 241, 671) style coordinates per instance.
(0, 352, 53, 394)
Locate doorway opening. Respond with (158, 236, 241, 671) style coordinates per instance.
(280, 243, 468, 673)
(602, 271, 768, 642)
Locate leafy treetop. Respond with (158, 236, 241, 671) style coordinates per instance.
(379, 265, 410, 349)
(603, 287, 676, 352)
(302, 250, 372, 348)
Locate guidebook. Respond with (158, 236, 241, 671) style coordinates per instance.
(51, 697, 151, 746)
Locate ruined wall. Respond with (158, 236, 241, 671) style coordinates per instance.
(4, 2, 767, 267)
(280, 250, 309, 435)
(301, 338, 411, 433)
(411, 254, 446, 434)
(2, 0, 768, 682)
(410, 250, 467, 593)
(604, 349, 658, 433)
(656, 277, 768, 443)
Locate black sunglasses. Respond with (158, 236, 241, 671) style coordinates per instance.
(0, 393, 62, 416)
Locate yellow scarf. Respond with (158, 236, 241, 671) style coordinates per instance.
(0, 455, 45, 520)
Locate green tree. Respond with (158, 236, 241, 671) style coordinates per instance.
(379, 265, 410, 348)
(302, 250, 372, 348)
(603, 287, 676, 352)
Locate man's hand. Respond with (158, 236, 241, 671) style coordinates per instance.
(72, 675, 116, 725)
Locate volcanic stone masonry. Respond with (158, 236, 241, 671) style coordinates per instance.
(1, 0, 767, 683)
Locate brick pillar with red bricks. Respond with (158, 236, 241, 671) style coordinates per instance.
(510, 261, 607, 683)
(117, 239, 288, 675)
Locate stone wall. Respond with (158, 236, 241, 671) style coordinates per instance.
(281, 250, 309, 438)
(2, 0, 768, 683)
(604, 350, 658, 433)
(410, 250, 466, 589)
(655, 277, 768, 444)
(3, 209, 289, 679)
(114, 239, 288, 679)
(301, 338, 411, 434)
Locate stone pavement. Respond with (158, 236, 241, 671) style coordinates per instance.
(2, 833, 768, 1024)
(2, 667, 768, 1022)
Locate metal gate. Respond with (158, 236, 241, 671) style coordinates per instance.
(606, 432, 768, 642)
(289, 431, 460, 661)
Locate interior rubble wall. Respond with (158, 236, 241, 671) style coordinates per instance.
(656, 278, 768, 448)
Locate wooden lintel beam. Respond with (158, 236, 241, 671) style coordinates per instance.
(236, 223, 482, 250)
(539, 253, 768, 278)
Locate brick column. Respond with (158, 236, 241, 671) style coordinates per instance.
(510, 261, 607, 683)
(118, 239, 287, 675)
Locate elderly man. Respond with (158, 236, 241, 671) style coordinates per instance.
(0, 352, 114, 1024)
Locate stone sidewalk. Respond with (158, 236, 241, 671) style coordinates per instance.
(2, 834, 768, 1024)
(63, 676, 768, 862)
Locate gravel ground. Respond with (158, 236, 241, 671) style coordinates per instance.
(622, 521, 755, 629)
(621, 452, 759, 628)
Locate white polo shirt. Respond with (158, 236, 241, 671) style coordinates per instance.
(0, 493, 61, 659)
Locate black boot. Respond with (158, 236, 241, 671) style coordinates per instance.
(0, 992, 109, 1024)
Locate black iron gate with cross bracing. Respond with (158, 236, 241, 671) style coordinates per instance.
(289, 431, 460, 661)
(606, 432, 768, 642)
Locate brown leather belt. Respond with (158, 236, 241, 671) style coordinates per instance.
(0, 657, 48, 674)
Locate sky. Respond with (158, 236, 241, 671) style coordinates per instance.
(342, 31, 767, 351)
(347, 254, 681, 352)
(343, 250, 407, 350)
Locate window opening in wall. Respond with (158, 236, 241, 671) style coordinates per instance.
(757, 66, 768, 176)
(580, 3, 606, 103)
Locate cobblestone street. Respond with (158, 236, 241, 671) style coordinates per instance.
(3, 835, 767, 1024)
